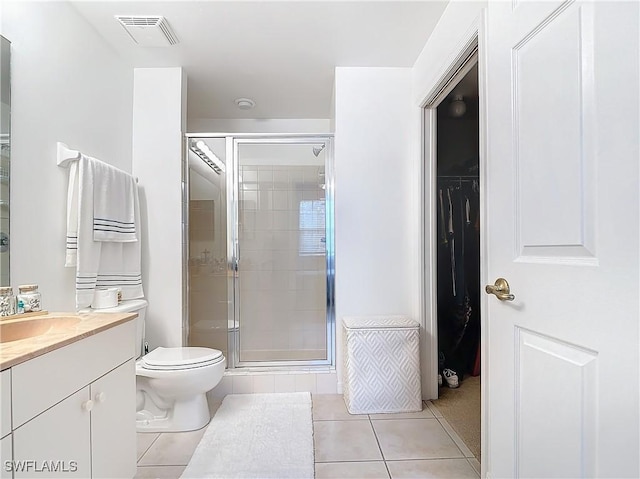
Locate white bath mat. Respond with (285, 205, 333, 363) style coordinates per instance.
(180, 392, 314, 479)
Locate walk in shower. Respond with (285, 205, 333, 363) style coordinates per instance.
(184, 135, 334, 368)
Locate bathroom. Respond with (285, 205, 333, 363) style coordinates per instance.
(3, 1, 448, 476)
(4, 1, 430, 397)
(4, 1, 639, 478)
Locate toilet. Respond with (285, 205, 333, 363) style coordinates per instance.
(88, 299, 226, 433)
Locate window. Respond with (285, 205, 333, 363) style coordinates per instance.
(299, 199, 325, 256)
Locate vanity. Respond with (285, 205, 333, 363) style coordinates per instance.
(0, 312, 137, 478)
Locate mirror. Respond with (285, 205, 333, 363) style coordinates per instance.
(0, 36, 9, 286)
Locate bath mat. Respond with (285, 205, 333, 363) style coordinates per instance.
(180, 392, 314, 479)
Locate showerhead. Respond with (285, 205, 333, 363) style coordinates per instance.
(312, 144, 326, 157)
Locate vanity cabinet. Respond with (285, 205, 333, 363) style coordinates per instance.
(0, 436, 11, 479)
(90, 360, 136, 479)
(3, 319, 136, 478)
(1, 369, 12, 479)
(13, 387, 91, 478)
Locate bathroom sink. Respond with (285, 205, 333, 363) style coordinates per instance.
(0, 316, 81, 343)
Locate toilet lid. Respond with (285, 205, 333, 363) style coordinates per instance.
(142, 347, 223, 369)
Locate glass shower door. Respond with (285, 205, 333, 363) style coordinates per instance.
(234, 140, 331, 365)
(187, 138, 231, 359)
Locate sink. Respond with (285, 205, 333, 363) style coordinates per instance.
(0, 317, 82, 343)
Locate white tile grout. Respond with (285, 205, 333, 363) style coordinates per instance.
(436, 415, 476, 458)
(467, 457, 481, 477)
(136, 433, 161, 463)
(425, 400, 444, 418)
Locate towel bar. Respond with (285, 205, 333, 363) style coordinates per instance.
(56, 142, 138, 183)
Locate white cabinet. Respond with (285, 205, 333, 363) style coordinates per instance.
(1, 370, 10, 438)
(1, 369, 11, 479)
(1, 435, 12, 479)
(13, 387, 91, 478)
(4, 320, 136, 479)
(90, 361, 136, 479)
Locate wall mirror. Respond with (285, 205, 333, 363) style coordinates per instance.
(0, 36, 10, 286)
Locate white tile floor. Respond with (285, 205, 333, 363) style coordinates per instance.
(134, 394, 480, 479)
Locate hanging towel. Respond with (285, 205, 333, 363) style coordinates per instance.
(66, 155, 144, 309)
(92, 158, 137, 242)
(65, 161, 80, 267)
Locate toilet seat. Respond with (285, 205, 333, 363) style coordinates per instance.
(140, 347, 224, 371)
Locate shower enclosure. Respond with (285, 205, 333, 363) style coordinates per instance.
(184, 135, 334, 368)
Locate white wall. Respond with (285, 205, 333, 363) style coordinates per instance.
(413, 0, 487, 105)
(188, 118, 331, 134)
(133, 68, 186, 348)
(3, 1, 132, 309)
(333, 67, 419, 391)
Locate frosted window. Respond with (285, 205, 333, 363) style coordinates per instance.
(299, 199, 325, 256)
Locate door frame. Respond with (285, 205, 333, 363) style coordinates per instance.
(418, 11, 489, 476)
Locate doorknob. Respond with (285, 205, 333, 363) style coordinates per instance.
(485, 278, 515, 301)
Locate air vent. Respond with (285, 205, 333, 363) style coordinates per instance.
(115, 16, 179, 46)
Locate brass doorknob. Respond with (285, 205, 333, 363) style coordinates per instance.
(485, 278, 515, 301)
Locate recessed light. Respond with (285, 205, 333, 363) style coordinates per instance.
(235, 98, 255, 110)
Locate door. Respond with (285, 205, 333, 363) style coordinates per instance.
(233, 139, 334, 366)
(485, 1, 639, 477)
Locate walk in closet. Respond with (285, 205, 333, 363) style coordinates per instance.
(432, 62, 481, 458)
(436, 70, 480, 386)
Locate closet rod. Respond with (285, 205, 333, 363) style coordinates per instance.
(437, 175, 479, 179)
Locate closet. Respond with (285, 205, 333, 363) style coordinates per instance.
(435, 64, 480, 392)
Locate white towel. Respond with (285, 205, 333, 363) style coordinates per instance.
(65, 161, 80, 267)
(92, 157, 137, 242)
(66, 155, 144, 309)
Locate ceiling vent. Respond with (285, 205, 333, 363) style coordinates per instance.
(115, 16, 179, 46)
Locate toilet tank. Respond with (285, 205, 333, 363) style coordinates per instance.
(87, 299, 148, 358)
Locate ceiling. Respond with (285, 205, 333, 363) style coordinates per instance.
(70, 1, 449, 120)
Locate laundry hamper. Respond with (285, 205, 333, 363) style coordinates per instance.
(342, 316, 421, 414)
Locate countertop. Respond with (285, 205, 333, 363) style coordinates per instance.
(0, 311, 137, 370)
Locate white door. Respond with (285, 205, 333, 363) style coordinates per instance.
(485, 1, 639, 477)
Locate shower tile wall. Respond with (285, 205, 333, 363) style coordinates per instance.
(238, 165, 326, 361)
(189, 199, 229, 357)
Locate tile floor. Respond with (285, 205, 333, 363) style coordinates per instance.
(135, 395, 480, 479)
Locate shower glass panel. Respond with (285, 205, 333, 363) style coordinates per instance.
(187, 138, 230, 358)
(235, 141, 329, 364)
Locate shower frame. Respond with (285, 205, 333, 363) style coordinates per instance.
(183, 133, 336, 370)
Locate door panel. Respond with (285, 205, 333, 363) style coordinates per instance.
(513, 4, 595, 259)
(516, 328, 597, 478)
(486, 1, 639, 477)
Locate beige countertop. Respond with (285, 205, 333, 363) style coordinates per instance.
(0, 312, 137, 370)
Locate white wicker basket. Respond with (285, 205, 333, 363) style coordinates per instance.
(342, 316, 421, 414)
